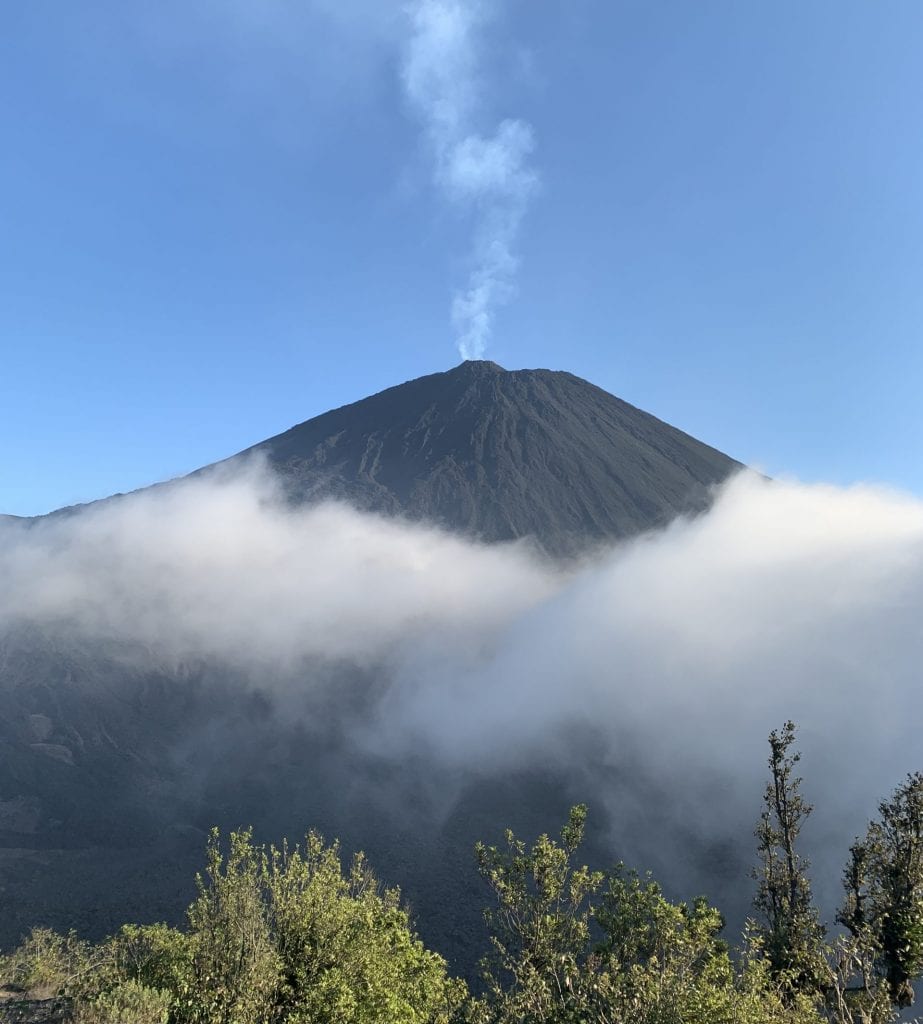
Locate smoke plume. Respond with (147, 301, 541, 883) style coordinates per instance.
(402, 0, 538, 359)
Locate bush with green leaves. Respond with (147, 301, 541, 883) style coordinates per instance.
(2, 722, 922, 1024)
(108, 922, 192, 1003)
(72, 978, 172, 1024)
(751, 721, 827, 1001)
(149, 826, 464, 1024)
(471, 804, 604, 1022)
(471, 803, 825, 1024)
(838, 772, 923, 1012)
(179, 827, 280, 1024)
(265, 832, 465, 1024)
(0, 832, 463, 1024)
(0, 927, 98, 1002)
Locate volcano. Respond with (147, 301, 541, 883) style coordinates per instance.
(226, 360, 740, 554)
(0, 362, 743, 970)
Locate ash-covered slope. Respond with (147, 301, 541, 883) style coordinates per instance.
(232, 360, 740, 552)
(0, 362, 747, 968)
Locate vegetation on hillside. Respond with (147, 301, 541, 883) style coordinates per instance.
(1, 724, 921, 1024)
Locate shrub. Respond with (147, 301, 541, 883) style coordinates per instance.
(180, 828, 280, 1024)
(265, 833, 465, 1023)
(72, 978, 171, 1024)
(0, 927, 96, 1001)
(109, 922, 191, 1000)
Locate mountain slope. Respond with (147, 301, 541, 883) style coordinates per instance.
(0, 362, 747, 969)
(231, 360, 740, 552)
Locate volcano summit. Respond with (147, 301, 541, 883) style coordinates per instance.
(226, 360, 740, 554)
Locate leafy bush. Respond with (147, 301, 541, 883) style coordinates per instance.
(180, 828, 280, 1024)
(265, 833, 465, 1023)
(0, 927, 96, 1001)
(2, 724, 921, 1024)
(839, 772, 923, 1010)
(472, 805, 826, 1024)
(72, 978, 171, 1024)
(109, 923, 191, 1000)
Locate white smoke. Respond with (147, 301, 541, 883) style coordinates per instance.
(2, 465, 922, 898)
(402, 0, 538, 359)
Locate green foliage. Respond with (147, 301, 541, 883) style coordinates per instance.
(752, 721, 827, 999)
(473, 803, 604, 1021)
(181, 827, 280, 1024)
(820, 933, 896, 1024)
(0, 927, 96, 1001)
(473, 804, 825, 1024)
(1, 725, 921, 1024)
(72, 978, 172, 1024)
(109, 922, 192, 999)
(839, 771, 923, 1010)
(0, 831, 463, 1024)
(160, 826, 463, 1024)
(595, 871, 742, 1023)
(265, 832, 465, 1023)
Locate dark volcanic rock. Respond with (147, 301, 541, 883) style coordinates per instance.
(14, 361, 740, 553)
(0, 362, 746, 973)
(0, 995, 69, 1023)
(232, 360, 740, 553)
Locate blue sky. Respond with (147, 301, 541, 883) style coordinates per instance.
(2, 1, 921, 516)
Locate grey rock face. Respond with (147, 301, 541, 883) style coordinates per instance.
(231, 360, 740, 554)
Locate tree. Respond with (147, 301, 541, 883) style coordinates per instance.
(596, 870, 736, 1024)
(264, 832, 465, 1024)
(473, 803, 604, 1022)
(752, 721, 826, 999)
(5, 730, 921, 1024)
(183, 828, 280, 1024)
(474, 804, 825, 1024)
(839, 772, 923, 1009)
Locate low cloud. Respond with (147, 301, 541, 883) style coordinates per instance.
(0, 461, 553, 672)
(2, 466, 922, 905)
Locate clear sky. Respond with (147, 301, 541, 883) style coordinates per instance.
(2, 1, 921, 516)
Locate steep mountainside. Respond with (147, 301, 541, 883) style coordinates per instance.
(0, 362, 746, 971)
(230, 360, 740, 552)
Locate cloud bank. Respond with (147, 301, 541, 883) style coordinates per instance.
(0, 463, 553, 672)
(2, 466, 922, 901)
(402, 0, 538, 359)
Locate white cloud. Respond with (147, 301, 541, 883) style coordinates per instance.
(0, 461, 554, 671)
(3, 467, 922, 901)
